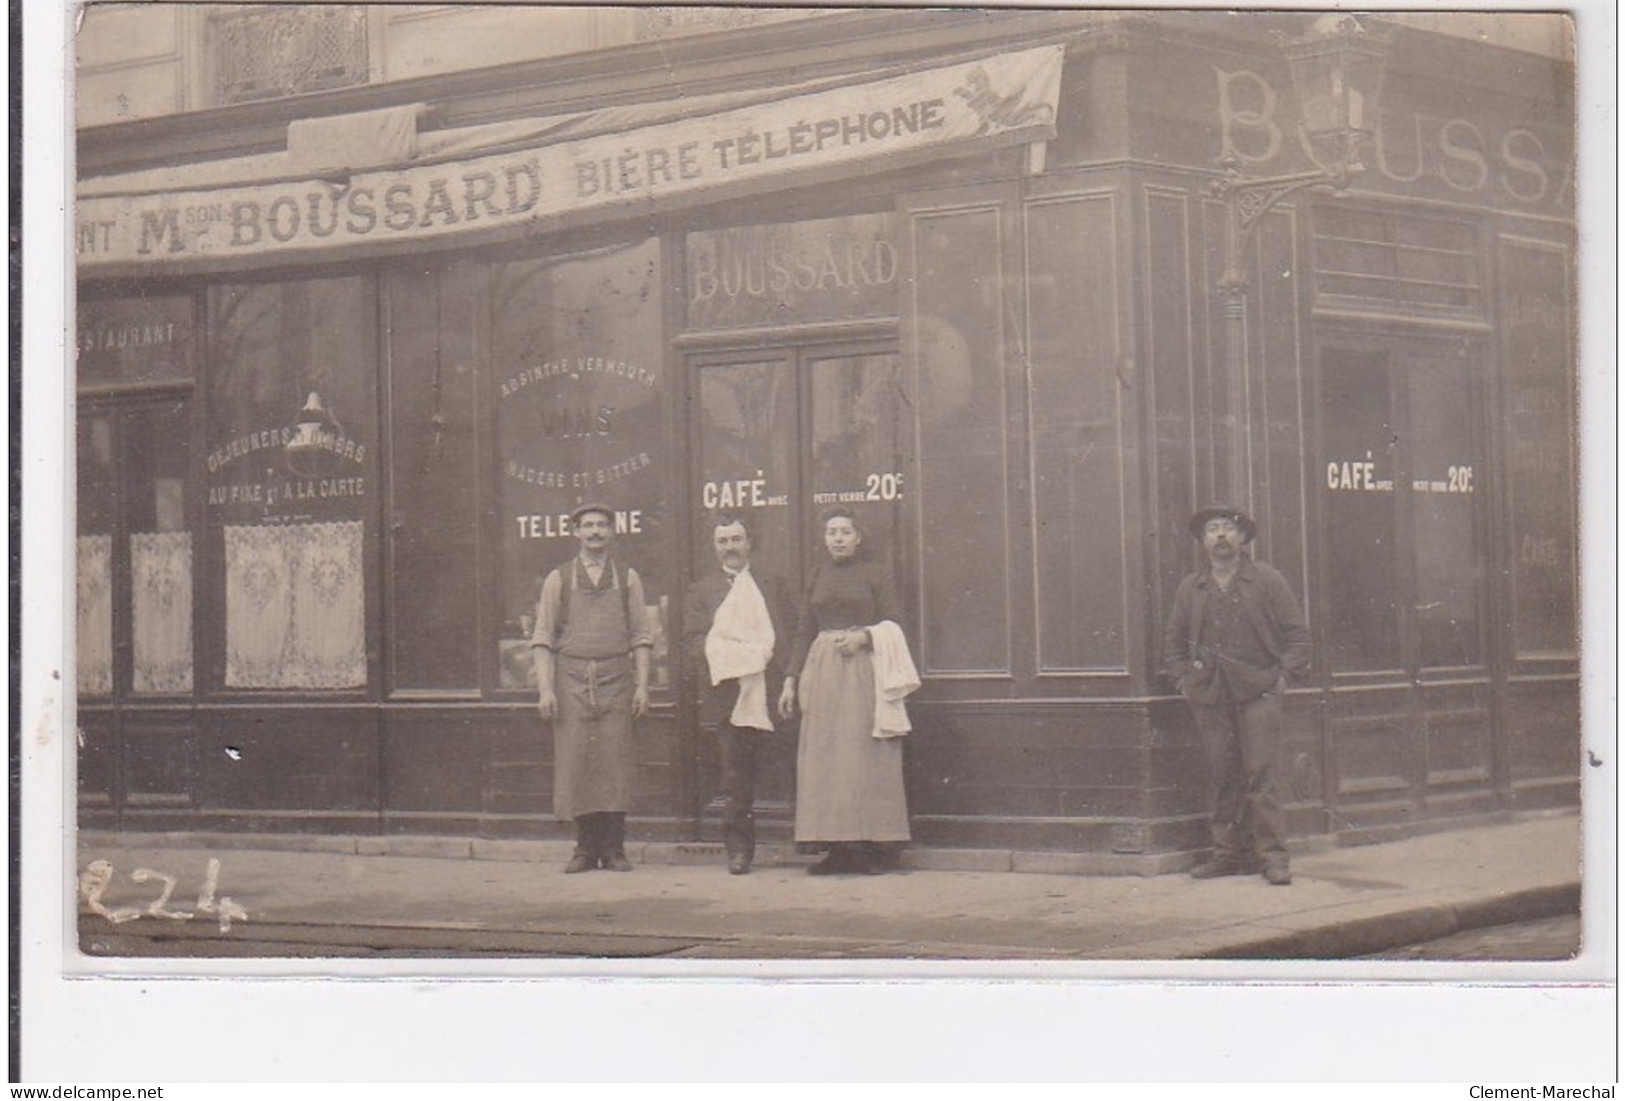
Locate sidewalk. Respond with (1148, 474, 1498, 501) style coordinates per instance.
(75, 811, 1584, 962)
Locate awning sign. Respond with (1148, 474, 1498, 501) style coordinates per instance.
(77, 44, 1064, 272)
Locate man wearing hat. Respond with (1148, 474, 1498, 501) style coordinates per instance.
(531, 503, 651, 872)
(1162, 506, 1310, 885)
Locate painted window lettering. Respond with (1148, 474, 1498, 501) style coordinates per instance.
(1325, 454, 1392, 492)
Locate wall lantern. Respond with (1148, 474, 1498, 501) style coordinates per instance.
(1281, 13, 1391, 182)
(284, 391, 338, 478)
(1208, 13, 1391, 505)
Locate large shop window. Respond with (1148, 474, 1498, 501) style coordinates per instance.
(1320, 341, 1486, 675)
(207, 277, 377, 690)
(491, 238, 669, 691)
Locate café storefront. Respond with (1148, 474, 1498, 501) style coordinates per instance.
(74, 10, 1578, 869)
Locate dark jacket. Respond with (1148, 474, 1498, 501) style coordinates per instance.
(681, 567, 795, 727)
(1162, 556, 1311, 704)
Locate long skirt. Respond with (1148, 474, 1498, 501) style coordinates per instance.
(552, 654, 635, 821)
(794, 632, 911, 843)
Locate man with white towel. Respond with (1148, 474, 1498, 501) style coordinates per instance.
(682, 513, 795, 875)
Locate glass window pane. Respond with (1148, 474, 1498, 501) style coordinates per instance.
(1408, 355, 1483, 668)
(77, 295, 195, 387)
(696, 360, 798, 583)
(208, 276, 377, 690)
(489, 240, 670, 689)
(127, 403, 193, 694)
(808, 352, 906, 577)
(1320, 349, 1401, 672)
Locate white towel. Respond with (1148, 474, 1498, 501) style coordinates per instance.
(704, 568, 776, 731)
(868, 620, 920, 738)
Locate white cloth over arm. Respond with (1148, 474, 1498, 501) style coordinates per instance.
(704, 567, 776, 731)
(868, 619, 920, 738)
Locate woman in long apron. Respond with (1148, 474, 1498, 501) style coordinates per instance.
(777, 507, 911, 875)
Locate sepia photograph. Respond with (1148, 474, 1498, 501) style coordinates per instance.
(22, 0, 1615, 1083)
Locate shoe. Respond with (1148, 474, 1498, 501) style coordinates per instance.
(727, 855, 751, 875)
(1189, 858, 1255, 879)
(601, 852, 634, 872)
(1262, 855, 1292, 886)
(563, 853, 595, 874)
(806, 851, 854, 876)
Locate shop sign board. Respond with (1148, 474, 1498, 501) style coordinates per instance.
(77, 44, 1064, 272)
(76, 296, 195, 385)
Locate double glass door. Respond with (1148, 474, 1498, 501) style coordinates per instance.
(77, 397, 195, 812)
(688, 340, 908, 826)
(77, 398, 195, 704)
(1318, 336, 1488, 678)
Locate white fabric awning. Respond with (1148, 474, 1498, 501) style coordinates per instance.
(76, 44, 1066, 275)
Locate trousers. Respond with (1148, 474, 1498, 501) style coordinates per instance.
(1190, 690, 1286, 860)
(715, 724, 761, 862)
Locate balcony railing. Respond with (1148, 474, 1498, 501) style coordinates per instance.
(208, 5, 369, 107)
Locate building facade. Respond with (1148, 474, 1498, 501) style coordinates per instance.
(74, 6, 1579, 869)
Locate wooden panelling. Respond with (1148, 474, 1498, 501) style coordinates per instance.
(1420, 682, 1494, 785)
(380, 708, 490, 814)
(1024, 190, 1128, 673)
(1498, 237, 1578, 662)
(1506, 677, 1581, 795)
(383, 265, 482, 693)
(905, 703, 1154, 822)
(907, 200, 1012, 675)
(1329, 691, 1417, 805)
(195, 707, 380, 815)
(120, 711, 196, 806)
(1143, 186, 1199, 622)
(76, 710, 120, 819)
(1250, 205, 1312, 602)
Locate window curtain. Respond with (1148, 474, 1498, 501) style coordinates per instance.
(131, 531, 193, 694)
(77, 535, 113, 697)
(224, 520, 365, 688)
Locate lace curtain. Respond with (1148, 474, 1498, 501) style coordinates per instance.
(224, 520, 365, 688)
(131, 531, 193, 694)
(77, 535, 113, 697)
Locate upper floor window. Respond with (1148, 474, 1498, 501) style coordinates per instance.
(1312, 205, 1485, 320)
(207, 5, 369, 107)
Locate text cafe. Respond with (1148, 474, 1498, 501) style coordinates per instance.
(75, 11, 1576, 864)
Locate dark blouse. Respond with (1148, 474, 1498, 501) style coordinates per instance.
(786, 557, 903, 676)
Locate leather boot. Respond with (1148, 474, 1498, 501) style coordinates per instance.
(600, 812, 633, 872)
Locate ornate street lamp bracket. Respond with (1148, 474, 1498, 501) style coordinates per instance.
(1210, 157, 1360, 292)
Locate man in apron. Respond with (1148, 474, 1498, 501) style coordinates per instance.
(531, 503, 651, 872)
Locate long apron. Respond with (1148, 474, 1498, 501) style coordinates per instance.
(552, 570, 635, 821)
(794, 631, 910, 843)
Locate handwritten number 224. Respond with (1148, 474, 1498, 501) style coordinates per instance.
(80, 857, 249, 932)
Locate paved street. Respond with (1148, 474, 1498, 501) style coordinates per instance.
(1361, 913, 1582, 961)
(75, 812, 1587, 965)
